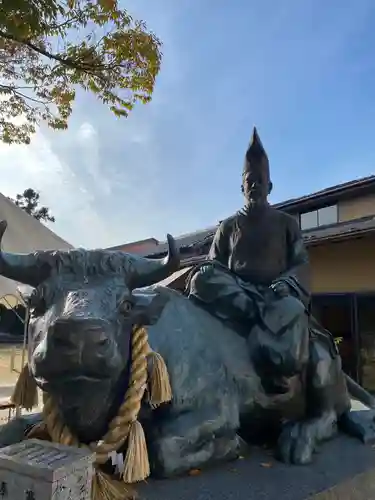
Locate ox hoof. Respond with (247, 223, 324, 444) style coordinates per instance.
(277, 412, 337, 465)
(277, 421, 314, 465)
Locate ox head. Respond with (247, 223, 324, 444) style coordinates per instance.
(0, 221, 179, 442)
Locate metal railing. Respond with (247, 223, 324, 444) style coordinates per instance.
(0, 290, 29, 419)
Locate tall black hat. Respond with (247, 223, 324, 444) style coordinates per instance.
(242, 126, 270, 182)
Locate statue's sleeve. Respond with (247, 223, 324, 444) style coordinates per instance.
(276, 217, 311, 306)
(208, 222, 229, 266)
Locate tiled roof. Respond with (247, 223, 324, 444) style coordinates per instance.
(106, 238, 159, 252)
(273, 175, 375, 211)
(145, 176, 375, 259)
(168, 215, 375, 268)
(303, 215, 375, 245)
(145, 227, 217, 259)
(111, 176, 375, 259)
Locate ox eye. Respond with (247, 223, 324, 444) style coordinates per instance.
(119, 300, 133, 315)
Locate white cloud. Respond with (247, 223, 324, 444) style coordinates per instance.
(76, 121, 113, 197)
(78, 122, 96, 141)
(0, 128, 116, 248)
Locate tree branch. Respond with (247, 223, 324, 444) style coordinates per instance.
(0, 29, 96, 72)
(0, 84, 52, 107)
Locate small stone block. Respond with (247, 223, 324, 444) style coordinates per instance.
(0, 438, 95, 500)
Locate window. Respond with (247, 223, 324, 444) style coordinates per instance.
(317, 205, 338, 226)
(299, 204, 338, 230)
(300, 210, 318, 230)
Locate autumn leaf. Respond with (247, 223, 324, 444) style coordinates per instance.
(0, 0, 162, 144)
(188, 469, 202, 476)
(98, 0, 117, 11)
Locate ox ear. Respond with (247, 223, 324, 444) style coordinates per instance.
(128, 234, 180, 290)
(0, 220, 51, 287)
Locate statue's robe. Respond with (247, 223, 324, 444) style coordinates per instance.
(187, 205, 328, 392)
(189, 205, 309, 321)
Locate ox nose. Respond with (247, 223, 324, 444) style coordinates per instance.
(49, 318, 111, 355)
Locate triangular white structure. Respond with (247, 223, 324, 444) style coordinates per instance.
(0, 193, 72, 298)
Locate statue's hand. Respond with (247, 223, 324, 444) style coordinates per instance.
(270, 281, 290, 298)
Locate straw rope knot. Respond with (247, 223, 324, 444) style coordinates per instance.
(14, 324, 173, 500)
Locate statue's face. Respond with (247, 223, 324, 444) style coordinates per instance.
(28, 273, 134, 442)
(242, 166, 271, 204)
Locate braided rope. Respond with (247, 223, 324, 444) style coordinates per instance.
(42, 325, 149, 463)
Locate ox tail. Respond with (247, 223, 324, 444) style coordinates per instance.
(345, 373, 375, 409)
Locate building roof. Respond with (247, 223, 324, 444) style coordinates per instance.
(144, 175, 375, 260)
(145, 227, 215, 258)
(147, 215, 375, 275)
(158, 216, 375, 288)
(106, 237, 159, 252)
(274, 175, 375, 212)
(304, 214, 375, 246)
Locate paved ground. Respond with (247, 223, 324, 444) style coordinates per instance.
(139, 436, 375, 500)
(0, 389, 374, 499)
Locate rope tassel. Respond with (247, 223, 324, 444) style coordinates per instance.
(92, 469, 136, 500)
(11, 363, 38, 411)
(122, 420, 150, 484)
(147, 351, 173, 408)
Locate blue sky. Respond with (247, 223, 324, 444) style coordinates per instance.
(1, 0, 375, 248)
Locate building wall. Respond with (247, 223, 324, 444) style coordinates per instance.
(338, 193, 375, 222)
(107, 239, 159, 255)
(309, 234, 375, 293)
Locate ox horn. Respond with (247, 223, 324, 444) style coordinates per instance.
(0, 220, 51, 287)
(128, 234, 180, 289)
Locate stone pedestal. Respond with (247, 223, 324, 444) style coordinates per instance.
(139, 435, 375, 500)
(0, 439, 94, 500)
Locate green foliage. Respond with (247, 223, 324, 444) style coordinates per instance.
(0, 0, 162, 144)
(10, 188, 56, 223)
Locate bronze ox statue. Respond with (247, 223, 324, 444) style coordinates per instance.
(0, 216, 374, 491)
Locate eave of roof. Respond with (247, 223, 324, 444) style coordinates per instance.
(173, 215, 375, 266)
(106, 237, 159, 252)
(144, 175, 375, 259)
(304, 215, 375, 246)
(274, 175, 375, 213)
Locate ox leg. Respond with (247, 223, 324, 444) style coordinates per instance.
(277, 338, 348, 464)
(149, 402, 241, 478)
